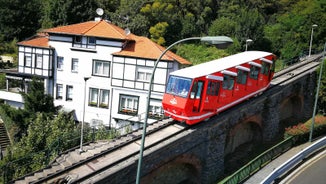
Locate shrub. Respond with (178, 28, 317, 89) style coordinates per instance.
(284, 115, 326, 139)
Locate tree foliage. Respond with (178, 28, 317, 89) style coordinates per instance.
(21, 78, 57, 116)
(0, 0, 42, 41)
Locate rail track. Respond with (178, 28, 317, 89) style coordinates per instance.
(271, 54, 322, 87)
(13, 54, 323, 184)
(14, 118, 191, 183)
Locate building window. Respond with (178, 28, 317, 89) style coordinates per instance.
(222, 75, 235, 90)
(148, 99, 164, 119)
(89, 88, 98, 106)
(66, 85, 73, 101)
(137, 67, 152, 81)
(71, 58, 78, 72)
(119, 94, 138, 115)
(237, 70, 248, 85)
(99, 89, 109, 108)
(89, 88, 109, 108)
(87, 37, 96, 48)
(24, 55, 32, 67)
(56, 84, 63, 99)
(57, 56, 64, 70)
(75, 36, 82, 43)
(35, 54, 43, 68)
(92, 60, 110, 77)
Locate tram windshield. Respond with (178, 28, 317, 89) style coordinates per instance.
(166, 76, 192, 98)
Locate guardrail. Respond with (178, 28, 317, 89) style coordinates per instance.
(218, 136, 296, 184)
(261, 136, 326, 184)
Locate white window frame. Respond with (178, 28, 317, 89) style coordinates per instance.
(57, 56, 64, 70)
(137, 67, 152, 81)
(92, 60, 110, 77)
(99, 89, 109, 108)
(36, 54, 43, 68)
(148, 99, 164, 119)
(25, 55, 32, 67)
(66, 85, 73, 101)
(119, 94, 139, 114)
(71, 58, 78, 72)
(87, 37, 96, 48)
(89, 88, 109, 108)
(56, 84, 63, 99)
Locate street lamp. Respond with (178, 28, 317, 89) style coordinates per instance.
(245, 39, 253, 51)
(79, 77, 91, 153)
(309, 42, 325, 142)
(135, 36, 233, 184)
(308, 24, 318, 57)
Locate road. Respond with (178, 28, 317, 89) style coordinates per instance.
(281, 149, 326, 184)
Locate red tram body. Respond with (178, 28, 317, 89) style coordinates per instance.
(162, 51, 276, 125)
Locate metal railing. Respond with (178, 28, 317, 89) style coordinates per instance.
(261, 136, 326, 184)
(218, 136, 296, 184)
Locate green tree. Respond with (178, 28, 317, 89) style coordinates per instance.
(0, 0, 42, 41)
(21, 78, 57, 116)
(108, 0, 150, 36)
(264, 0, 326, 59)
(66, 0, 100, 24)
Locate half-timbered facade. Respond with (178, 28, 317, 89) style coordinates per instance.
(0, 19, 191, 128)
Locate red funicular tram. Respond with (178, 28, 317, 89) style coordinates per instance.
(162, 51, 276, 125)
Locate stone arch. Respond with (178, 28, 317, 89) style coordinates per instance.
(224, 116, 262, 172)
(224, 115, 262, 155)
(141, 154, 201, 184)
(279, 94, 304, 126)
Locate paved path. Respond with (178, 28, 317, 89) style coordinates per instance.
(244, 141, 314, 184)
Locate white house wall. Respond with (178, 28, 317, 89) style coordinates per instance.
(18, 46, 53, 78)
(50, 35, 121, 125)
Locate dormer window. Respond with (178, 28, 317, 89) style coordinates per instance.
(74, 36, 82, 43)
(72, 36, 96, 49)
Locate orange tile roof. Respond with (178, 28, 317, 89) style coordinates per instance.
(17, 34, 50, 48)
(113, 36, 191, 65)
(17, 20, 191, 65)
(44, 20, 131, 40)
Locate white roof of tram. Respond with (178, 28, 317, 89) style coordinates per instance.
(170, 51, 274, 79)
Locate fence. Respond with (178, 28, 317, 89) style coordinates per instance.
(218, 136, 296, 184)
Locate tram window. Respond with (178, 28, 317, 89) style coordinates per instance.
(196, 82, 203, 99)
(237, 70, 248, 84)
(261, 62, 270, 75)
(190, 81, 203, 99)
(166, 76, 191, 98)
(207, 81, 220, 96)
(249, 66, 259, 79)
(271, 60, 275, 72)
(222, 75, 234, 90)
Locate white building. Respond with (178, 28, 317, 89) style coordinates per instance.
(0, 19, 191, 129)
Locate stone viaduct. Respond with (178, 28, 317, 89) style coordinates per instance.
(89, 62, 318, 184)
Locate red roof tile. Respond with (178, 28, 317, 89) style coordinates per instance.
(113, 36, 191, 65)
(17, 20, 191, 65)
(44, 20, 130, 40)
(17, 34, 50, 48)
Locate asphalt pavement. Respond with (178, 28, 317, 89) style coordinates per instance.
(244, 140, 317, 184)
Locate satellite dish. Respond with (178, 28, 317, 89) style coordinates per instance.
(96, 8, 104, 16)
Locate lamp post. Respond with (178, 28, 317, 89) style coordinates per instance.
(79, 77, 90, 153)
(308, 24, 318, 57)
(135, 36, 233, 184)
(309, 42, 325, 142)
(245, 39, 253, 51)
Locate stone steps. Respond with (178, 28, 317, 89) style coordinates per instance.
(14, 140, 110, 183)
(0, 121, 10, 151)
